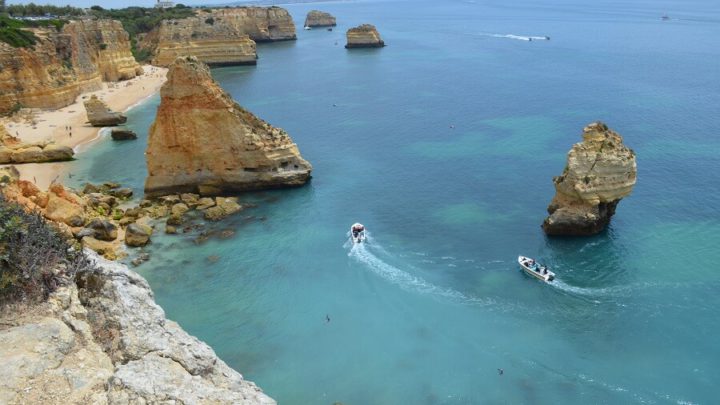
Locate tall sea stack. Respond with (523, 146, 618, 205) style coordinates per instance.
(542, 122, 637, 236)
(144, 56, 312, 198)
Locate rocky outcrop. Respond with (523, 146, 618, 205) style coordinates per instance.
(542, 122, 637, 236)
(144, 56, 312, 197)
(0, 125, 74, 164)
(140, 6, 296, 67)
(304, 10, 337, 27)
(0, 251, 275, 404)
(84, 95, 127, 126)
(0, 19, 141, 114)
(110, 128, 137, 140)
(345, 24, 385, 48)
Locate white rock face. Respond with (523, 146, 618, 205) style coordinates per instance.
(0, 250, 275, 405)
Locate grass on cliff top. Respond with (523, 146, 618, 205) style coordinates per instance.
(0, 193, 93, 306)
(0, 15, 68, 48)
(88, 5, 195, 62)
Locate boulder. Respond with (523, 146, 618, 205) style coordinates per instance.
(125, 223, 152, 247)
(345, 24, 385, 48)
(85, 218, 118, 241)
(144, 57, 312, 197)
(111, 128, 138, 140)
(45, 191, 85, 227)
(108, 187, 133, 199)
(171, 203, 189, 217)
(84, 95, 127, 127)
(542, 122, 637, 236)
(82, 236, 118, 259)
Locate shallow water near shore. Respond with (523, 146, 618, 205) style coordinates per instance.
(64, 0, 720, 403)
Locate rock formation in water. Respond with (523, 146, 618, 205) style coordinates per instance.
(0, 125, 74, 163)
(345, 24, 385, 48)
(110, 128, 137, 140)
(84, 95, 127, 126)
(304, 10, 337, 27)
(542, 122, 637, 236)
(0, 19, 142, 114)
(140, 6, 296, 67)
(144, 56, 312, 197)
(0, 250, 275, 404)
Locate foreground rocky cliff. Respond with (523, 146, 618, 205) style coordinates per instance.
(141, 7, 295, 67)
(543, 122, 637, 236)
(0, 250, 275, 404)
(0, 19, 142, 114)
(145, 56, 312, 197)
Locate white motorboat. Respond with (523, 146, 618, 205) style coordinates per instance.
(350, 223, 366, 243)
(518, 256, 555, 282)
(304, 26, 312, 30)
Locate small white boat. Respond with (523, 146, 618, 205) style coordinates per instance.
(350, 223, 366, 243)
(518, 256, 555, 282)
(304, 26, 312, 30)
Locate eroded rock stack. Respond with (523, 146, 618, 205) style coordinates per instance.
(542, 122, 637, 236)
(144, 56, 312, 197)
(0, 251, 275, 404)
(140, 6, 296, 67)
(84, 95, 127, 126)
(0, 19, 142, 114)
(0, 125, 74, 164)
(345, 24, 385, 48)
(304, 10, 337, 27)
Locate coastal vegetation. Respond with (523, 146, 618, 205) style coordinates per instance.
(0, 14, 68, 48)
(0, 195, 91, 305)
(88, 5, 195, 61)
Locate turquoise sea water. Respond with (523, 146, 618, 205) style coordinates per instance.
(63, 0, 720, 403)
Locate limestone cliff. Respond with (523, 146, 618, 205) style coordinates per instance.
(0, 250, 275, 404)
(542, 122, 637, 236)
(345, 24, 385, 48)
(304, 10, 337, 27)
(0, 125, 74, 163)
(0, 19, 141, 115)
(141, 6, 295, 67)
(145, 57, 311, 197)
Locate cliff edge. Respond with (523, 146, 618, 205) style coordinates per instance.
(0, 19, 141, 114)
(144, 56, 312, 197)
(0, 250, 275, 404)
(542, 122, 637, 236)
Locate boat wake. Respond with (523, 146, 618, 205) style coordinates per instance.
(347, 238, 491, 306)
(480, 33, 550, 41)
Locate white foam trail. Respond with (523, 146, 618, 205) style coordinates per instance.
(348, 243, 491, 306)
(480, 33, 550, 42)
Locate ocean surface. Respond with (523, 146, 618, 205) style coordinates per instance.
(63, 0, 720, 403)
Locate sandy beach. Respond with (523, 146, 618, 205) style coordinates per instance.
(0, 65, 167, 190)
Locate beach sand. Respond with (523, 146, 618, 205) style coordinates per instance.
(0, 65, 168, 190)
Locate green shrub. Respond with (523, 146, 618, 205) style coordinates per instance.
(99, 42, 107, 50)
(0, 195, 93, 305)
(205, 17, 214, 25)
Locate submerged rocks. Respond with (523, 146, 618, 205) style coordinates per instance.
(144, 56, 312, 197)
(0, 125, 74, 164)
(204, 197, 242, 221)
(304, 10, 337, 28)
(111, 128, 138, 140)
(345, 24, 385, 48)
(542, 122, 637, 236)
(84, 95, 127, 127)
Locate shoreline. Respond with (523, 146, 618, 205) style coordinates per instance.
(0, 64, 167, 190)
